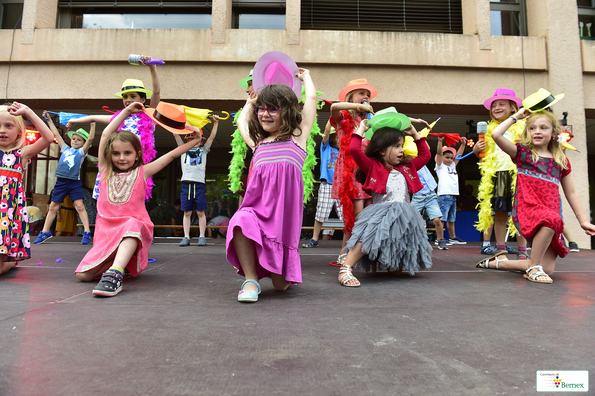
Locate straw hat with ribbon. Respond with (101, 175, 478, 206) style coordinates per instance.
(115, 78, 152, 98)
(338, 78, 378, 102)
(522, 88, 565, 113)
(145, 102, 194, 135)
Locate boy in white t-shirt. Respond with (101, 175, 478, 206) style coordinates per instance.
(435, 136, 466, 244)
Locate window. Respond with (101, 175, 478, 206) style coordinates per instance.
(0, 0, 23, 29)
(232, 0, 285, 29)
(301, 0, 463, 34)
(57, 1, 212, 29)
(490, 0, 526, 36)
(578, 0, 595, 40)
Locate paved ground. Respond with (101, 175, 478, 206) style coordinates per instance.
(1, 237, 594, 396)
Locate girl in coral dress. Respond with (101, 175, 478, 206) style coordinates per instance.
(477, 109, 595, 284)
(75, 102, 199, 296)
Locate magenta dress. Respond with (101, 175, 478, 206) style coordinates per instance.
(226, 138, 306, 283)
(76, 166, 153, 276)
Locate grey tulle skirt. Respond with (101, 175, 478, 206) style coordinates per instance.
(344, 201, 433, 275)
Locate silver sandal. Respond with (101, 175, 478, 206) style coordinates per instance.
(476, 251, 508, 269)
(524, 265, 553, 284)
(338, 264, 361, 287)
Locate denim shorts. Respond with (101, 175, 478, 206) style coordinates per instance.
(411, 191, 442, 220)
(437, 194, 457, 223)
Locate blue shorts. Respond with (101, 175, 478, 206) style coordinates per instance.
(437, 195, 457, 223)
(411, 191, 442, 220)
(51, 178, 84, 203)
(181, 181, 207, 212)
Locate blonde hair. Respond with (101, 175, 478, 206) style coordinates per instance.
(345, 89, 371, 120)
(519, 111, 568, 169)
(489, 100, 519, 122)
(101, 130, 144, 181)
(0, 105, 26, 150)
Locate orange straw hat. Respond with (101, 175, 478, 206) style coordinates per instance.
(338, 78, 378, 102)
(145, 101, 194, 135)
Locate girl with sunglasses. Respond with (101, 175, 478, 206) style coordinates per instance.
(227, 68, 316, 303)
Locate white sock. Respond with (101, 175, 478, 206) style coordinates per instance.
(482, 241, 491, 247)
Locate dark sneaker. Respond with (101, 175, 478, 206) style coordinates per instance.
(505, 245, 518, 255)
(481, 245, 497, 255)
(438, 239, 449, 250)
(568, 242, 580, 253)
(517, 250, 530, 260)
(81, 232, 92, 245)
(198, 236, 207, 246)
(302, 238, 319, 248)
(92, 270, 123, 297)
(179, 237, 190, 247)
(449, 237, 466, 245)
(34, 231, 53, 244)
(434, 239, 452, 246)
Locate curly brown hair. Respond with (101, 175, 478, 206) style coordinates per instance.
(248, 85, 302, 144)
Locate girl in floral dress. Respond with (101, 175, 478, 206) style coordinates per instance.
(0, 103, 54, 275)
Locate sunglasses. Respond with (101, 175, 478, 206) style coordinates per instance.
(254, 106, 281, 117)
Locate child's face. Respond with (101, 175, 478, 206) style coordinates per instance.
(443, 152, 455, 166)
(528, 116, 553, 149)
(381, 139, 405, 167)
(257, 106, 282, 134)
(0, 112, 20, 150)
(111, 140, 140, 172)
(350, 89, 371, 104)
(246, 81, 254, 95)
(490, 100, 514, 121)
(122, 92, 146, 108)
(70, 134, 85, 149)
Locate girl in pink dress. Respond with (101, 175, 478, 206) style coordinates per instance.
(227, 68, 317, 303)
(75, 102, 199, 297)
(478, 109, 595, 284)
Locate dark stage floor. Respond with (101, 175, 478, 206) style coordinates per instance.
(1, 238, 594, 395)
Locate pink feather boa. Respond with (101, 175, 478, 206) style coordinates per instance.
(110, 110, 157, 201)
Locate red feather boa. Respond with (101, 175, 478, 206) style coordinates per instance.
(337, 112, 358, 233)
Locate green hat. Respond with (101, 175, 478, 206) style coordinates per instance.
(365, 107, 411, 140)
(239, 69, 254, 89)
(68, 128, 91, 144)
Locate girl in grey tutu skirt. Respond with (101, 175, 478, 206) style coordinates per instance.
(338, 108, 433, 287)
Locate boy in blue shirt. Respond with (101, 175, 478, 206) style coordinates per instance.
(35, 113, 95, 245)
(303, 123, 343, 247)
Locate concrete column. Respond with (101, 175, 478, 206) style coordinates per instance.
(461, 0, 492, 50)
(212, 0, 232, 44)
(286, 0, 300, 45)
(21, 0, 58, 44)
(526, 0, 591, 249)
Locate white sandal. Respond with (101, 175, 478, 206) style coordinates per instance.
(476, 251, 508, 269)
(524, 265, 553, 284)
(338, 264, 361, 287)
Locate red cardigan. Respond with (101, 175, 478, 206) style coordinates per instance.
(350, 134, 430, 195)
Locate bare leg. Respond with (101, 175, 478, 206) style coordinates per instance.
(197, 210, 206, 238)
(232, 227, 259, 293)
(342, 199, 364, 249)
(0, 257, 16, 275)
(494, 211, 509, 247)
(73, 199, 90, 233)
(446, 221, 457, 239)
(312, 220, 323, 242)
(183, 211, 192, 239)
(271, 274, 291, 291)
(76, 237, 138, 282)
(41, 201, 61, 233)
(517, 233, 527, 248)
(432, 217, 445, 241)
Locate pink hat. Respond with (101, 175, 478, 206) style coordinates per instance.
(338, 78, 378, 102)
(484, 88, 523, 110)
(435, 147, 456, 163)
(252, 51, 302, 98)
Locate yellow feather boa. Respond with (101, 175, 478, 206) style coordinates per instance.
(475, 119, 525, 236)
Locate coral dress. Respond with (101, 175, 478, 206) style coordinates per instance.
(0, 149, 30, 262)
(512, 144, 571, 257)
(76, 166, 153, 276)
(226, 138, 306, 283)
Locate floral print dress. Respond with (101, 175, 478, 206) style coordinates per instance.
(0, 149, 30, 261)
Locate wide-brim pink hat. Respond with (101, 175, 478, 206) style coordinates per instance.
(252, 51, 302, 98)
(338, 78, 378, 102)
(484, 88, 523, 110)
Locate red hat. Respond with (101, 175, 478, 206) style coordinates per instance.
(338, 78, 378, 102)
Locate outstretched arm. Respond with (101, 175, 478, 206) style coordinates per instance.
(322, 120, 332, 145)
(295, 69, 317, 148)
(561, 174, 595, 236)
(492, 108, 530, 158)
(237, 93, 257, 149)
(454, 137, 467, 165)
(98, 102, 144, 172)
(436, 137, 444, 167)
(12, 104, 54, 162)
(43, 110, 65, 148)
(144, 137, 201, 179)
(330, 102, 373, 127)
(141, 56, 161, 109)
(82, 123, 96, 154)
(204, 115, 219, 150)
(66, 115, 112, 130)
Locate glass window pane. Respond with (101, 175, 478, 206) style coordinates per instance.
(1, 3, 23, 29)
(491, 9, 521, 36)
(579, 15, 595, 39)
(81, 13, 211, 29)
(238, 13, 285, 29)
